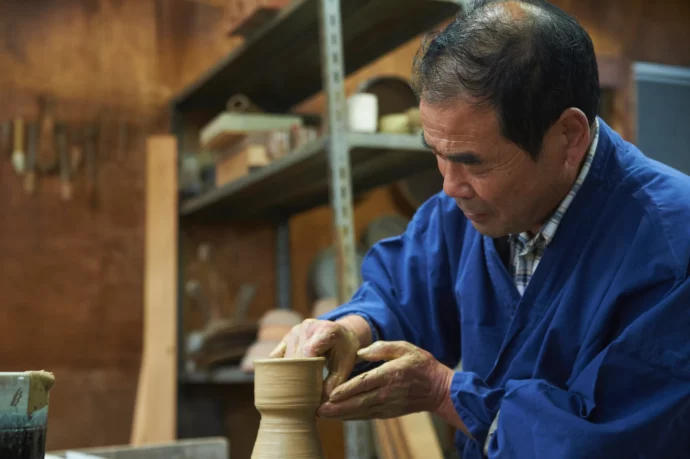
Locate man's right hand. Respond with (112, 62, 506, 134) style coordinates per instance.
(269, 318, 362, 397)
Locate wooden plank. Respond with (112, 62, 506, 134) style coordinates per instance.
(373, 419, 395, 459)
(389, 417, 412, 459)
(199, 112, 302, 151)
(398, 412, 444, 459)
(130, 135, 178, 445)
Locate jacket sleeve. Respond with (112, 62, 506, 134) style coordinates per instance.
(450, 276, 690, 458)
(318, 193, 462, 370)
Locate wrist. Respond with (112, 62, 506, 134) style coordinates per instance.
(335, 315, 373, 349)
(431, 363, 455, 412)
(433, 369, 473, 439)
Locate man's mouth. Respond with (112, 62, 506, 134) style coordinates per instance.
(457, 204, 490, 222)
(468, 213, 492, 224)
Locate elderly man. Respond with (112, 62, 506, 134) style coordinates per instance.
(271, 0, 690, 457)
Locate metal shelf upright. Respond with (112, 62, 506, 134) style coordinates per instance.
(318, 0, 371, 455)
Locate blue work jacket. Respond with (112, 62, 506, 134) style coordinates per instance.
(320, 118, 690, 458)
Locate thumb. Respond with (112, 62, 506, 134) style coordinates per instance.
(322, 346, 356, 397)
(356, 341, 414, 362)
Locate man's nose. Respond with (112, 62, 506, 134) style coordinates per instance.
(443, 164, 475, 199)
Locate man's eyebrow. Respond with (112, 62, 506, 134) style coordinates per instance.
(447, 152, 482, 165)
(420, 133, 482, 165)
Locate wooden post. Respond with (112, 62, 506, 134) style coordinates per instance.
(131, 135, 178, 445)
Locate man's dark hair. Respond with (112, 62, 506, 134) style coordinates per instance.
(411, 0, 600, 159)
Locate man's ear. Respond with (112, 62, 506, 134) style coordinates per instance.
(557, 108, 592, 168)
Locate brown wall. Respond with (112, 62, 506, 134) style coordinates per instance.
(0, 0, 687, 456)
(0, 0, 167, 451)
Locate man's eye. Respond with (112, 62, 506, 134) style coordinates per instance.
(468, 165, 490, 176)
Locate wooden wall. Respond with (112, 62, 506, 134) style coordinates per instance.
(0, 0, 687, 457)
(0, 0, 167, 451)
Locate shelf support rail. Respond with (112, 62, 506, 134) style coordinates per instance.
(317, 0, 375, 458)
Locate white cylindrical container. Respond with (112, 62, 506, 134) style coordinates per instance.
(347, 93, 378, 133)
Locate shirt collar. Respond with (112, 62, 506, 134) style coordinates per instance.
(510, 118, 600, 252)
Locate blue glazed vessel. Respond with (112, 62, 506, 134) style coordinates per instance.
(0, 371, 54, 459)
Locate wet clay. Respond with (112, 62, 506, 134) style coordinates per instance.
(252, 357, 326, 459)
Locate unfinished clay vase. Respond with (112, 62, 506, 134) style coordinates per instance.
(252, 357, 326, 459)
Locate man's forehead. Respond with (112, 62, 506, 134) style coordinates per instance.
(423, 128, 480, 147)
(420, 102, 496, 147)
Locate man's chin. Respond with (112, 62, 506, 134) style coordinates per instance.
(468, 220, 508, 238)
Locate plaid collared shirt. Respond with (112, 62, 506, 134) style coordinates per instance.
(508, 119, 600, 295)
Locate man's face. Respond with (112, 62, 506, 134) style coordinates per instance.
(420, 98, 579, 238)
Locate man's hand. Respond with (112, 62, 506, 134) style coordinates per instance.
(316, 341, 454, 420)
(269, 318, 361, 397)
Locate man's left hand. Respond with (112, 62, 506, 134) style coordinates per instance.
(317, 341, 454, 420)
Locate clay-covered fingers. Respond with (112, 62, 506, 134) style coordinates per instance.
(267, 319, 360, 398)
(318, 388, 383, 419)
(294, 319, 319, 356)
(284, 321, 306, 357)
(285, 320, 361, 397)
(272, 319, 342, 359)
(304, 327, 347, 395)
(320, 327, 361, 397)
(325, 341, 420, 403)
(300, 324, 338, 357)
(322, 348, 355, 397)
(318, 340, 456, 421)
(356, 341, 417, 362)
(318, 377, 407, 420)
(268, 340, 287, 358)
(268, 321, 305, 358)
(327, 364, 391, 403)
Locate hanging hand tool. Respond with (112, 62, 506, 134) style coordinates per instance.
(11, 117, 25, 175)
(69, 124, 83, 173)
(85, 123, 99, 209)
(71, 145, 83, 173)
(57, 124, 72, 201)
(36, 96, 58, 174)
(24, 123, 38, 195)
(1, 121, 11, 158)
(98, 112, 108, 161)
